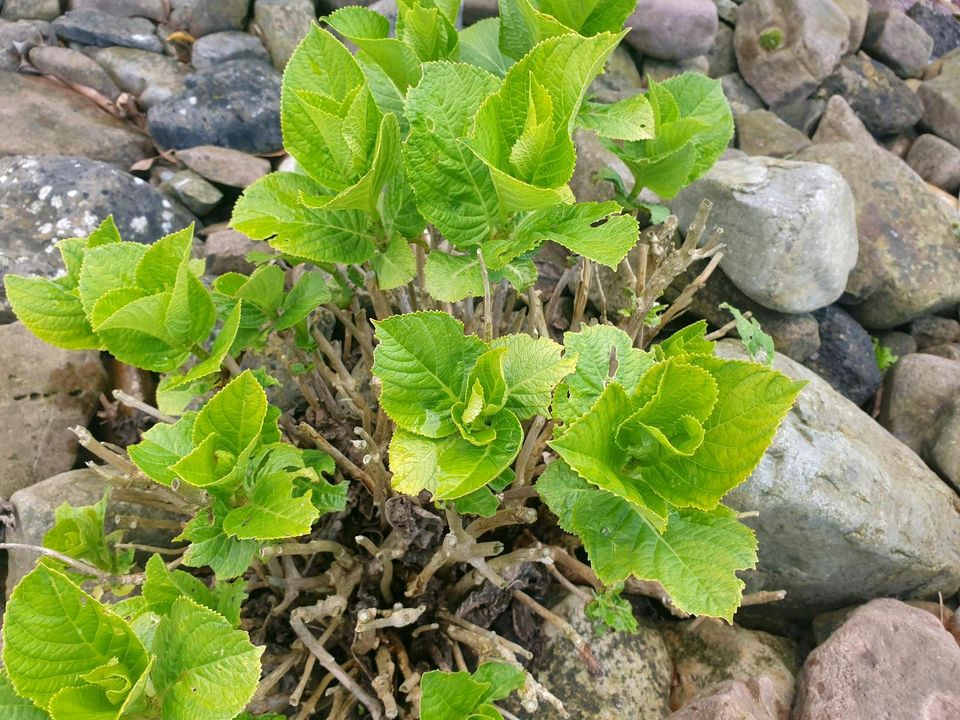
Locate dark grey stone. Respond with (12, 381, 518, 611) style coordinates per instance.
(191, 30, 268, 69)
(803, 304, 882, 406)
(822, 52, 924, 135)
(908, 0, 960, 59)
(52, 8, 165, 52)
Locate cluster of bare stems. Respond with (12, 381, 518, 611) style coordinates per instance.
(2, 200, 784, 719)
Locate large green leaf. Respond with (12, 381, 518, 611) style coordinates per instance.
(222, 472, 318, 540)
(3, 564, 149, 712)
(458, 18, 513, 76)
(489, 334, 576, 419)
(231, 173, 376, 265)
(78, 243, 147, 317)
(135, 225, 194, 294)
(326, 7, 422, 95)
(192, 370, 268, 455)
(142, 555, 244, 628)
(95, 292, 191, 372)
(151, 597, 262, 720)
(421, 662, 524, 720)
(403, 61, 502, 248)
(373, 312, 487, 438)
(4, 275, 100, 350)
(0, 672, 48, 720)
(423, 251, 537, 302)
(165, 257, 216, 346)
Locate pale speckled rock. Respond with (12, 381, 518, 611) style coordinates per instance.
(1, 0, 61, 21)
(191, 30, 269, 69)
(718, 341, 960, 618)
(736, 109, 812, 157)
(721, 72, 766, 114)
(734, 0, 850, 106)
(28, 45, 122, 100)
(917, 64, 960, 148)
(0, 72, 151, 166)
(68, 0, 168, 21)
(175, 145, 271, 188)
(160, 169, 223, 215)
(512, 595, 672, 719)
(878, 353, 960, 456)
(0, 324, 106, 498)
(671, 156, 858, 314)
(910, 314, 960, 348)
(0, 18, 54, 72)
(667, 678, 781, 720)
(91, 46, 188, 108)
(254, 0, 315, 69)
(169, 0, 249, 37)
(707, 21, 738, 77)
(905, 133, 960, 193)
(811, 94, 876, 146)
(834, 0, 870, 51)
(793, 599, 960, 720)
(662, 621, 799, 718)
(0, 155, 196, 319)
(797, 142, 960, 328)
(932, 401, 960, 489)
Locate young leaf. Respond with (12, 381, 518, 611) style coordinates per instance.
(235, 264, 286, 317)
(222, 472, 318, 540)
(584, 583, 638, 636)
(489, 334, 576, 419)
(95, 292, 192, 372)
(397, 0, 459, 61)
(3, 564, 149, 712)
(177, 503, 260, 580)
(193, 370, 268, 455)
(3, 275, 100, 350)
(655, 320, 714, 358)
(78, 242, 147, 317)
(42, 492, 133, 575)
(151, 597, 262, 720)
(577, 95, 655, 141)
(371, 234, 417, 291)
(135, 225, 195, 294)
(459, 18, 513, 76)
(720, 302, 774, 366)
(420, 662, 524, 720)
(275, 271, 332, 330)
(142, 555, 244, 628)
(373, 312, 487, 438)
(165, 255, 216, 346)
(403, 61, 502, 249)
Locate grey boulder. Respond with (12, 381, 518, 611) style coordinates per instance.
(52, 8, 164, 52)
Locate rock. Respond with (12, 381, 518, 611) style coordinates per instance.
(570, 129, 633, 204)
(927, 343, 960, 361)
(4, 468, 178, 594)
(170, 0, 249, 37)
(736, 109, 812, 157)
(670, 156, 858, 314)
(589, 46, 643, 104)
(862, 9, 934, 78)
(931, 402, 960, 488)
(803, 304, 881, 405)
(254, 0, 315, 69)
(52, 9, 165, 53)
(0, 73, 151, 166)
(834, 0, 870, 50)
(770, 96, 826, 134)
(667, 679, 781, 720)
(917, 64, 960, 148)
(712, 0, 739, 24)
(0, 323, 106, 499)
(0, 155, 196, 318)
(644, 55, 710, 84)
(160, 169, 223, 215)
(811, 94, 876, 145)
(175, 145, 271, 188)
(626, 0, 719, 61)
(1, 0, 60, 21)
(462, 0, 497, 25)
(514, 595, 672, 719)
(822, 52, 924, 135)
(734, 0, 850, 107)
(797, 142, 960, 328)
(905, 133, 960, 192)
(707, 21, 738, 77)
(879, 353, 960, 454)
(878, 330, 916, 359)
(147, 59, 282, 153)
(718, 341, 960, 618)
(204, 227, 266, 275)
(793, 599, 960, 720)
(28, 46, 122, 100)
(0, 18, 54, 72)
(191, 30, 269, 69)
(908, 0, 960, 59)
(721, 72, 766, 114)
(68, 0, 168, 21)
(910, 314, 960, 348)
(91, 46, 187, 109)
(662, 620, 799, 717)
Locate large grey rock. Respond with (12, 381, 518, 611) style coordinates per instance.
(52, 8, 164, 52)
(1, 0, 60, 21)
(0, 155, 196, 319)
(931, 402, 960, 490)
(513, 595, 672, 719)
(147, 59, 282, 152)
(879, 353, 960, 456)
(736, 109, 812, 157)
(797, 142, 960, 328)
(721, 72, 766, 114)
(662, 620, 799, 718)
(718, 341, 960, 618)
(908, 0, 960, 59)
(905, 133, 960, 192)
(191, 30, 269, 69)
(667, 679, 781, 720)
(0, 18, 54, 72)
(0, 324, 106, 499)
(0, 73, 151, 166)
(862, 9, 934, 78)
(811, 94, 876, 145)
(793, 599, 960, 720)
(28, 45, 122, 100)
(254, 0, 315, 69)
(822, 52, 924, 135)
(68, 0, 168, 20)
(169, 0, 249, 37)
(91, 46, 188, 108)
(917, 62, 960, 148)
(734, 0, 850, 107)
(671, 156, 858, 314)
(626, 0, 718, 60)
(834, 0, 870, 51)
(803, 304, 881, 406)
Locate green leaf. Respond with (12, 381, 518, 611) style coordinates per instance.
(398, 0, 459, 61)
(177, 503, 259, 580)
(231, 173, 376, 265)
(535, 459, 595, 534)
(142, 555, 244, 628)
(454, 486, 501, 517)
(223, 472, 318, 540)
(275, 271, 332, 330)
(584, 583, 638, 636)
(489, 334, 576, 419)
(403, 61, 502, 249)
(373, 312, 487, 437)
(96, 292, 192, 372)
(78, 242, 147, 317)
(0, 672, 48, 720)
(326, 7, 422, 95)
(513, 201, 639, 269)
(656, 320, 714, 359)
(421, 662, 524, 720)
(577, 95, 655, 141)
(4, 275, 100, 350)
(720, 302, 774, 365)
(497, 0, 569, 60)
(459, 18, 513, 76)
(193, 370, 268, 455)
(371, 234, 417, 290)
(235, 264, 286, 317)
(152, 597, 262, 720)
(43, 492, 133, 575)
(172, 300, 243, 385)
(424, 251, 538, 302)
(541, 0, 636, 35)
(135, 226, 195, 294)
(3, 564, 149, 712)
(165, 255, 216, 346)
